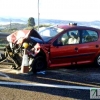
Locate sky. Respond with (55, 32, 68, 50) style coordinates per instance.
(0, 0, 100, 21)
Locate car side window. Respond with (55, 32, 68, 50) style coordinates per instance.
(39, 27, 58, 37)
(67, 30, 80, 44)
(82, 30, 98, 43)
(53, 33, 68, 46)
(53, 30, 80, 46)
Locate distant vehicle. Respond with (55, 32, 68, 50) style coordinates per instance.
(1, 23, 100, 73)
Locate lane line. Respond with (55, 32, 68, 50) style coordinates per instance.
(0, 72, 10, 79)
(0, 68, 18, 74)
(37, 77, 100, 88)
(0, 81, 96, 90)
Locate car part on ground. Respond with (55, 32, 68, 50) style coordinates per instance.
(0, 44, 23, 69)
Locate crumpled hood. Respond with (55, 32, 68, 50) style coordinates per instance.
(7, 29, 44, 44)
(7, 30, 31, 44)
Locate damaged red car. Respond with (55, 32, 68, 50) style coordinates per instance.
(25, 23, 100, 72)
(1, 23, 100, 73)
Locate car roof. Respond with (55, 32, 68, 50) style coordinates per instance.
(57, 24, 100, 31)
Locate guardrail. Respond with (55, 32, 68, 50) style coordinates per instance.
(0, 33, 9, 50)
(0, 33, 9, 38)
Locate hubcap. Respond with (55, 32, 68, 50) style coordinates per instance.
(97, 56, 100, 65)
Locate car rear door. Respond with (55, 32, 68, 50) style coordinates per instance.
(76, 29, 99, 64)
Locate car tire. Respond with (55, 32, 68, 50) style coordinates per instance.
(32, 56, 46, 73)
(95, 54, 100, 67)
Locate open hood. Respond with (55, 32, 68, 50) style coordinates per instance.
(7, 29, 44, 44)
(7, 30, 30, 44)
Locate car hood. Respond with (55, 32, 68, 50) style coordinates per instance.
(29, 36, 43, 43)
(29, 29, 44, 43)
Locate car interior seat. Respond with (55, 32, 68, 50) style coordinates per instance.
(68, 32, 79, 44)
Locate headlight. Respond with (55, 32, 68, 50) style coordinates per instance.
(22, 42, 29, 49)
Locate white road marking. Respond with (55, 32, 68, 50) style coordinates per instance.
(0, 69, 18, 74)
(0, 72, 10, 79)
(0, 81, 95, 90)
(0, 69, 11, 71)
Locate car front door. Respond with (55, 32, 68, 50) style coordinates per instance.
(49, 30, 80, 67)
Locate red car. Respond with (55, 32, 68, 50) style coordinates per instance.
(5, 23, 100, 73)
(21, 23, 100, 73)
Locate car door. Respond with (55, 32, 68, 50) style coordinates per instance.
(75, 29, 99, 64)
(49, 30, 80, 67)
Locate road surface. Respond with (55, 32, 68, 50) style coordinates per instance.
(0, 63, 100, 100)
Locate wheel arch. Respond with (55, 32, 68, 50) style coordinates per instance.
(94, 51, 100, 66)
(35, 48, 48, 67)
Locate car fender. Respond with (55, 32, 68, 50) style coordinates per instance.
(40, 46, 50, 68)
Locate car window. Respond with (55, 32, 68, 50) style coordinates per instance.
(39, 28, 56, 37)
(53, 30, 80, 46)
(39, 27, 64, 37)
(82, 30, 98, 43)
(67, 30, 80, 44)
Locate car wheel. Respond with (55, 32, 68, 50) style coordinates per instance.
(95, 55, 100, 67)
(32, 56, 46, 73)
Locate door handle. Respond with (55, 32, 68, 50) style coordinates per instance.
(96, 45, 99, 48)
(75, 47, 78, 52)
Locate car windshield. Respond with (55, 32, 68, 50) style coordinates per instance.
(38, 27, 64, 42)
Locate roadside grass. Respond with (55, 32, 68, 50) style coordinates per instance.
(0, 44, 6, 47)
(0, 39, 8, 48)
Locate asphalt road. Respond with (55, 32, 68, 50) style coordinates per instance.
(0, 62, 100, 100)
